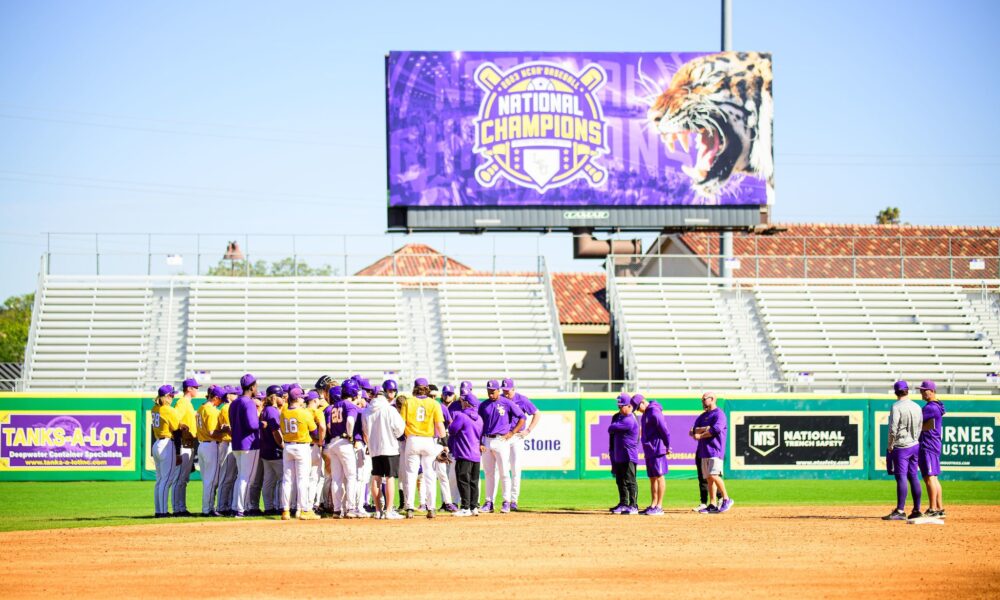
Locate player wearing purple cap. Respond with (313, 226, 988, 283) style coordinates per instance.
(258, 386, 284, 515)
(400, 378, 447, 518)
(478, 379, 526, 513)
(439, 385, 463, 511)
(151, 385, 182, 517)
(433, 386, 459, 513)
(501, 378, 540, 511)
(324, 383, 364, 518)
(195, 386, 225, 516)
(636, 395, 671, 516)
(918, 381, 947, 518)
(449, 393, 484, 517)
(228, 374, 261, 518)
(691, 392, 732, 514)
(214, 386, 238, 515)
(170, 378, 200, 516)
(302, 390, 327, 513)
(883, 381, 924, 520)
(608, 393, 640, 515)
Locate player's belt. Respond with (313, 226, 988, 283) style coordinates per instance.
(199, 440, 219, 444)
(155, 435, 174, 440)
(483, 433, 505, 439)
(285, 441, 308, 445)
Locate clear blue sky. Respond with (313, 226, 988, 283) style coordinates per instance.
(1, 0, 998, 300)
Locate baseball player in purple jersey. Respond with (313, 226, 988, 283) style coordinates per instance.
(258, 385, 284, 515)
(884, 381, 924, 520)
(449, 393, 484, 517)
(691, 392, 733, 514)
(324, 381, 364, 518)
(501, 378, 540, 511)
(608, 392, 640, 515)
(435, 386, 459, 513)
(228, 374, 261, 518)
(918, 380, 947, 518)
(315, 375, 337, 513)
(351, 379, 373, 514)
(245, 391, 267, 515)
(636, 395, 670, 516)
(478, 379, 525, 513)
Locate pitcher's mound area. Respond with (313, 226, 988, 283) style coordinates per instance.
(3, 506, 998, 598)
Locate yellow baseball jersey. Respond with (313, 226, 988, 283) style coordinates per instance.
(402, 396, 444, 437)
(217, 402, 232, 442)
(280, 406, 318, 444)
(195, 402, 221, 442)
(311, 407, 325, 436)
(174, 396, 197, 437)
(151, 404, 180, 439)
(317, 398, 329, 410)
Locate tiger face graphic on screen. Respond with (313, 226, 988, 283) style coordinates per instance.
(642, 51, 774, 202)
(472, 61, 610, 193)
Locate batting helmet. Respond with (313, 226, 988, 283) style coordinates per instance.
(382, 379, 398, 392)
(315, 375, 334, 390)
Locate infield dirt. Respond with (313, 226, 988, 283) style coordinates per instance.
(2, 505, 997, 599)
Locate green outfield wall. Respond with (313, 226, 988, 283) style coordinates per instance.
(2, 393, 997, 482)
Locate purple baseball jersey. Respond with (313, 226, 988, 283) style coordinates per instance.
(694, 407, 726, 459)
(258, 405, 281, 460)
(478, 397, 525, 437)
(439, 402, 453, 427)
(448, 408, 484, 462)
(639, 400, 670, 457)
(326, 399, 360, 440)
(229, 395, 261, 451)
(608, 411, 640, 463)
(447, 399, 464, 414)
(506, 392, 537, 429)
(919, 401, 946, 455)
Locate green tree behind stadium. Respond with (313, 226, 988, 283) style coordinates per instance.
(0, 293, 33, 363)
(205, 257, 336, 277)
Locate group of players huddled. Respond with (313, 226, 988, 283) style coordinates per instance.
(149, 374, 540, 520)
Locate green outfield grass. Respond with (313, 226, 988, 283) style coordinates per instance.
(0, 479, 997, 533)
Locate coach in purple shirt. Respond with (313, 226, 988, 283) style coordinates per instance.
(449, 394, 484, 515)
(636, 395, 670, 516)
(608, 393, 640, 514)
(258, 386, 283, 515)
(691, 392, 732, 514)
(229, 373, 261, 517)
(918, 380, 947, 517)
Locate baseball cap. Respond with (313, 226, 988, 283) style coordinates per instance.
(918, 380, 937, 392)
(182, 378, 200, 389)
(617, 392, 632, 407)
(501, 378, 515, 391)
(158, 384, 176, 397)
(280, 383, 291, 393)
(631, 393, 645, 409)
(328, 385, 342, 401)
(305, 390, 319, 402)
(461, 393, 480, 408)
(266, 384, 283, 396)
(357, 377, 374, 392)
(414, 377, 429, 387)
(893, 380, 909, 393)
(460, 380, 472, 394)
(382, 379, 398, 392)
(226, 385, 239, 396)
(442, 384, 455, 396)
(240, 373, 257, 389)
(486, 379, 500, 391)
(289, 388, 304, 401)
(254, 392, 265, 400)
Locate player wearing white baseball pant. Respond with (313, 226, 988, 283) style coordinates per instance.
(354, 444, 372, 511)
(216, 441, 236, 513)
(247, 452, 264, 511)
(482, 436, 513, 505)
(403, 436, 439, 510)
(231, 449, 260, 514)
(434, 449, 453, 506)
(171, 446, 194, 513)
(397, 438, 408, 507)
(197, 441, 220, 514)
(324, 439, 357, 514)
(281, 443, 312, 514)
(509, 434, 526, 503)
(309, 445, 324, 509)
(261, 458, 282, 512)
(152, 438, 179, 514)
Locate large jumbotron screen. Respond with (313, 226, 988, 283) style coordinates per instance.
(386, 51, 773, 232)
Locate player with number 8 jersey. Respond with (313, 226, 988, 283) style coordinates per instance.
(280, 388, 319, 520)
(401, 377, 446, 518)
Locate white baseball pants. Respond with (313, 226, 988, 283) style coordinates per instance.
(231, 449, 260, 514)
(403, 436, 438, 510)
(509, 434, 526, 503)
(152, 438, 178, 514)
(215, 441, 236, 512)
(197, 441, 220, 514)
(261, 459, 282, 511)
(281, 443, 312, 513)
(482, 436, 512, 505)
(354, 445, 371, 510)
(171, 446, 194, 513)
(324, 439, 357, 514)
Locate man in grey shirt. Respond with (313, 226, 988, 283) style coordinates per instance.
(883, 380, 924, 521)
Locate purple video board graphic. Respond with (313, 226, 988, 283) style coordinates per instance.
(387, 51, 772, 208)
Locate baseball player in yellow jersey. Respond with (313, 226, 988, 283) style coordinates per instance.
(305, 391, 327, 512)
(401, 378, 446, 519)
(151, 385, 183, 518)
(215, 386, 237, 515)
(196, 386, 224, 516)
(171, 378, 200, 516)
(280, 388, 320, 520)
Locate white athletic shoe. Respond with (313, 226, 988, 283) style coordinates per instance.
(693, 503, 707, 512)
(384, 510, 404, 520)
(471, 507, 480, 516)
(453, 509, 472, 517)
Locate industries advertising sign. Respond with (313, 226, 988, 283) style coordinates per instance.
(0, 410, 136, 472)
(386, 51, 773, 231)
(729, 410, 865, 471)
(874, 410, 999, 474)
(584, 409, 700, 476)
(515, 410, 576, 471)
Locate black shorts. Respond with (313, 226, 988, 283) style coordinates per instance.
(371, 454, 400, 478)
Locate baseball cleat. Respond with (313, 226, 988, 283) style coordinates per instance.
(510, 502, 519, 511)
(644, 507, 664, 516)
(418, 504, 427, 512)
(907, 509, 924, 520)
(298, 511, 321, 520)
(453, 509, 472, 517)
(482, 501, 494, 513)
(426, 509, 435, 519)
(692, 503, 707, 512)
(174, 510, 193, 517)
(385, 510, 404, 520)
(718, 498, 735, 513)
(281, 511, 291, 521)
(610, 505, 626, 514)
(154, 513, 168, 518)
(500, 502, 511, 513)
(443, 503, 459, 513)
(707, 505, 720, 514)
(472, 507, 480, 516)
(405, 509, 414, 519)
(623, 506, 639, 515)
(882, 509, 907, 521)
(930, 509, 946, 519)
(233, 512, 245, 519)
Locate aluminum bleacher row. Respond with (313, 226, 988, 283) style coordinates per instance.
(21, 275, 568, 394)
(609, 277, 1000, 394)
